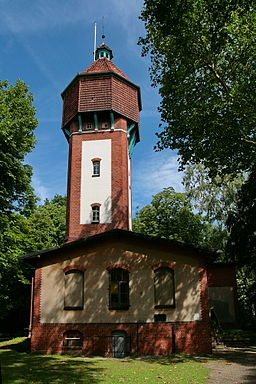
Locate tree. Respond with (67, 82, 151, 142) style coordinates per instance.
(226, 172, 256, 320)
(0, 195, 66, 333)
(139, 0, 256, 177)
(133, 186, 218, 248)
(26, 195, 67, 251)
(0, 80, 38, 215)
(0, 79, 37, 333)
(183, 163, 244, 225)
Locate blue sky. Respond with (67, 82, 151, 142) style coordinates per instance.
(0, 0, 184, 214)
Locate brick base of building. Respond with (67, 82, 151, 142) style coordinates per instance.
(31, 321, 212, 355)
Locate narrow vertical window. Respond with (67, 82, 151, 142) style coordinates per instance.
(92, 160, 100, 176)
(64, 270, 84, 310)
(91, 205, 100, 223)
(154, 267, 175, 308)
(109, 268, 129, 310)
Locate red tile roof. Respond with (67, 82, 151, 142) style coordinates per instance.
(80, 58, 129, 80)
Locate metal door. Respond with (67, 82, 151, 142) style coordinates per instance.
(112, 330, 127, 358)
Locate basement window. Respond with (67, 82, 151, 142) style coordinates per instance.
(63, 330, 83, 348)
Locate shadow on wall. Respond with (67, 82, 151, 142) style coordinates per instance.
(77, 189, 129, 238)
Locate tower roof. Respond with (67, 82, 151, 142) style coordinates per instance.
(80, 57, 129, 80)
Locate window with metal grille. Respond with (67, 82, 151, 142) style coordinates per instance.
(63, 330, 83, 348)
(109, 268, 129, 310)
(154, 267, 175, 308)
(91, 206, 100, 223)
(92, 160, 100, 176)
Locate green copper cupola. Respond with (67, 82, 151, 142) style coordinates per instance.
(95, 43, 113, 60)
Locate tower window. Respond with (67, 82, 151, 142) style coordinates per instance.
(102, 122, 108, 129)
(154, 267, 175, 308)
(92, 160, 100, 177)
(86, 122, 93, 130)
(109, 268, 129, 310)
(91, 205, 100, 223)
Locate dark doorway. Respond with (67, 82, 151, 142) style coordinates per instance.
(112, 330, 128, 358)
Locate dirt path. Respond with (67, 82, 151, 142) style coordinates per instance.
(207, 346, 256, 384)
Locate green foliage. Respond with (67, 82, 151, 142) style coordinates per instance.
(26, 195, 67, 251)
(226, 172, 256, 321)
(0, 196, 66, 332)
(140, 0, 256, 177)
(133, 187, 219, 249)
(0, 80, 37, 215)
(183, 163, 244, 224)
(0, 79, 38, 331)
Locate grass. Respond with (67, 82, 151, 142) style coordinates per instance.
(0, 337, 208, 384)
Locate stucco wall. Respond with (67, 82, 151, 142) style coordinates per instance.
(40, 241, 202, 324)
(80, 139, 112, 224)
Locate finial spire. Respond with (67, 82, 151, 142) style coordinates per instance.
(93, 21, 97, 61)
(101, 16, 105, 44)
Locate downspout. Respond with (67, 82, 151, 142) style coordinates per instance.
(29, 276, 35, 338)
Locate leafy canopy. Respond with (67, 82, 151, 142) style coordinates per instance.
(140, 0, 256, 176)
(0, 80, 37, 215)
(133, 186, 221, 249)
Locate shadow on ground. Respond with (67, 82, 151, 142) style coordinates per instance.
(206, 346, 256, 384)
(0, 339, 104, 384)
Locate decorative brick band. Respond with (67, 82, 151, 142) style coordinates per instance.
(107, 264, 129, 271)
(152, 262, 176, 271)
(63, 265, 85, 273)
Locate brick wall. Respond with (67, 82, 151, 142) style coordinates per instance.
(31, 321, 211, 355)
(61, 74, 140, 129)
(66, 128, 130, 241)
(31, 262, 212, 355)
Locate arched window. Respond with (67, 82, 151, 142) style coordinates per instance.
(154, 267, 175, 308)
(91, 205, 100, 223)
(92, 160, 100, 176)
(64, 270, 84, 310)
(109, 268, 129, 310)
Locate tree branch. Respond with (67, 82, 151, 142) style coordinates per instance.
(206, 63, 230, 93)
(239, 137, 256, 146)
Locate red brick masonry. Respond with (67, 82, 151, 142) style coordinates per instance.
(31, 321, 211, 355)
(30, 267, 212, 355)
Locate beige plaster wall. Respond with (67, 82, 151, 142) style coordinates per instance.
(40, 241, 202, 324)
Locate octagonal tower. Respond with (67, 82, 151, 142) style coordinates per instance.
(61, 43, 142, 241)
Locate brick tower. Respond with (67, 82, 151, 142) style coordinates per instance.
(61, 43, 141, 241)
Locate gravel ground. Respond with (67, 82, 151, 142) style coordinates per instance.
(207, 346, 256, 384)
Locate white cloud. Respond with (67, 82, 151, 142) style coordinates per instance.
(132, 151, 184, 212)
(31, 175, 49, 203)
